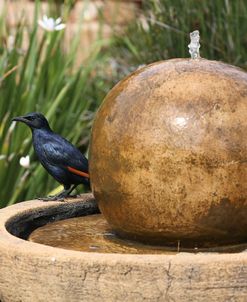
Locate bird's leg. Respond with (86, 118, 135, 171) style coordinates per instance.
(38, 185, 78, 202)
(57, 184, 78, 199)
(66, 184, 79, 198)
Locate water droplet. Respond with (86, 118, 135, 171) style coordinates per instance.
(104, 232, 115, 237)
(90, 245, 100, 250)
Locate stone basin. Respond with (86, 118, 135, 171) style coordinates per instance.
(0, 194, 247, 302)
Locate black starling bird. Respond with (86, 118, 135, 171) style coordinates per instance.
(12, 112, 90, 201)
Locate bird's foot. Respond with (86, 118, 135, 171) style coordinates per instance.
(67, 194, 79, 198)
(37, 193, 79, 202)
(37, 185, 79, 202)
(37, 195, 65, 202)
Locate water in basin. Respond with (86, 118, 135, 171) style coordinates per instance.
(28, 214, 247, 254)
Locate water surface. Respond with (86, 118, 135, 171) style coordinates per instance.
(29, 214, 247, 254)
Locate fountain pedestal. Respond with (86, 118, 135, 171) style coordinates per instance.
(0, 195, 246, 302)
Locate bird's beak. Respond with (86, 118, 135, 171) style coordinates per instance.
(12, 116, 29, 124)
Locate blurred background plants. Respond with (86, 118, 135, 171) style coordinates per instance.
(0, 0, 113, 206)
(112, 0, 247, 78)
(1, 0, 247, 207)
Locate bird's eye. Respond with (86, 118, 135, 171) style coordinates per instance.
(27, 116, 35, 121)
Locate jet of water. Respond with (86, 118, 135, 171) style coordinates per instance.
(188, 30, 200, 59)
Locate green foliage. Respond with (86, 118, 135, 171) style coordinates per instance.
(112, 0, 247, 74)
(0, 2, 111, 207)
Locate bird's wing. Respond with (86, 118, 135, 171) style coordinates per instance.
(41, 136, 89, 178)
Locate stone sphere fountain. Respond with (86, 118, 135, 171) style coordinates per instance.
(90, 31, 247, 247)
(0, 31, 246, 301)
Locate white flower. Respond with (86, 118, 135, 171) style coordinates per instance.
(38, 15, 66, 32)
(0, 155, 6, 161)
(7, 35, 15, 51)
(19, 155, 30, 169)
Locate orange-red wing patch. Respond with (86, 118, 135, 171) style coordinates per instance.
(67, 166, 90, 178)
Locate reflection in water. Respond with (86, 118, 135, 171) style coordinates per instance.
(28, 214, 247, 254)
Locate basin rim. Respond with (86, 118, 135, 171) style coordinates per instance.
(0, 193, 246, 264)
(1, 194, 247, 301)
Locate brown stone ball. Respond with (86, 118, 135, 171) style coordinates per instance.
(89, 58, 247, 246)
